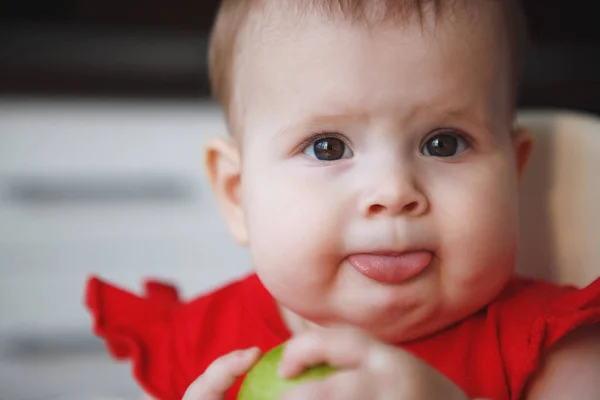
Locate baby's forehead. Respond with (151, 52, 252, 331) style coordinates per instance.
(234, 0, 509, 88)
(241, 27, 509, 135)
(209, 1, 525, 135)
(220, 1, 516, 138)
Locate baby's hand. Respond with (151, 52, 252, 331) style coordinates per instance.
(182, 347, 261, 400)
(278, 327, 470, 400)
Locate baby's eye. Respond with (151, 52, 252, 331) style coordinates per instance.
(304, 136, 353, 161)
(421, 131, 469, 158)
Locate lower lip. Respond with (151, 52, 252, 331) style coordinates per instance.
(347, 251, 432, 283)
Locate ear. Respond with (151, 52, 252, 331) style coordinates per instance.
(512, 126, 534, 179)
(204, 137, 248, 246)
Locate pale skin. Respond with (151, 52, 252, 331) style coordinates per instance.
(180, 326, 600, 400)
(174, 2, 600, 400)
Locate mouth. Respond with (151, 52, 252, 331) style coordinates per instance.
(347, 250, 433, 284)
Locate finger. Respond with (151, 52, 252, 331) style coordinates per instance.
(183, 347, 261, 400)
(279, 370, 370, 400)
(279, 327, 375, 378)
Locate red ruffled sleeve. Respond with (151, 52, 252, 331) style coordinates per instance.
(85, 276, 189, 400)
(499, 277, 600, 398)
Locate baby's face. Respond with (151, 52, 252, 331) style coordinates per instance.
(225, 4, 529, 341)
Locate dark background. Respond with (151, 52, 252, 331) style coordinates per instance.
(1, 0, 599, 114)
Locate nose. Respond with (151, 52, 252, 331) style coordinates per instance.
(361, 169, 429, 218)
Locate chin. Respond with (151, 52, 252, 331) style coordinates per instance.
(362, 308, 466, 343)
(345, 287, 495, 344)
(333, 300, 434, 343)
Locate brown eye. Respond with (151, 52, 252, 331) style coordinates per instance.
(307, 137, 350, 161)
(422, 133, 468, 158)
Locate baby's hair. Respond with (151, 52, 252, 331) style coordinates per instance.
(209, 0, 528, 129)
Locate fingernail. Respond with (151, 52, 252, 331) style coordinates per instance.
(245, 347, 260, 357)
(236, 347, 256, 360)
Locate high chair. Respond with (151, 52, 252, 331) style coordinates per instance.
(516, 110, 600, 287)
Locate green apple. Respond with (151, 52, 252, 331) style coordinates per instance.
(238, 342, 337, 400)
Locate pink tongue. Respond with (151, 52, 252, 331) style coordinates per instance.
(348, 251, 432, 283)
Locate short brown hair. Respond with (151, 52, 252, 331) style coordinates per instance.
(209, 0, 527, 130)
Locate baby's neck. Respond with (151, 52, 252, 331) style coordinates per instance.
(278, 304, 323, 334)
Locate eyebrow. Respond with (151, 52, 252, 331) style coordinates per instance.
(276, 113, 369, 137)
(430, 108, 496, 133)
(404, 102, 497, 133)
(275, 105, 495, 138)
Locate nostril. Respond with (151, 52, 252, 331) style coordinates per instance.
(404, 201, 418, 213)
(369, 204, 386, 214)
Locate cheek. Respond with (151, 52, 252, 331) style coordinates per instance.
(431, 155, 520, 280)
(240, 163, 345, 281)
(240, 166, 350, 311)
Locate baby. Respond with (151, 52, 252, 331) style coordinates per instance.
(85, 1, 600, 399)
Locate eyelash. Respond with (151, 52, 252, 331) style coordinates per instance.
(294, 128, 473, 156)
(296, 131, 351, 154)
(420, 129, 473, 152)
(433, 128, 469, 140)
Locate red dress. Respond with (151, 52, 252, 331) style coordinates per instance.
(86, 274, 600, 400)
